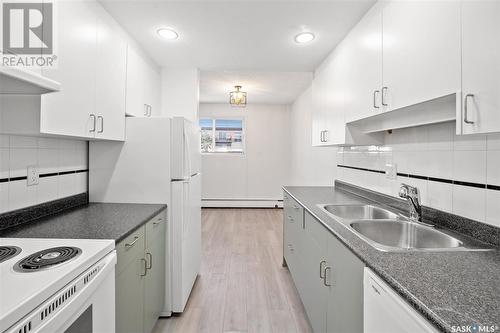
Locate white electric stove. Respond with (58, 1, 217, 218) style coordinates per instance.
(0, 238, 116, 333)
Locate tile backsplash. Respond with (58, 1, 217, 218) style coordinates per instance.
(336, 122, 500, 228)
(0, 135, 88, 214)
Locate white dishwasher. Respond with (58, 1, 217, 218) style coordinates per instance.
(364, 268, 439, 333)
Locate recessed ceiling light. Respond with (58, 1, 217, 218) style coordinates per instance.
(294, 32, 315, 44)
(157, 28, 179, 40)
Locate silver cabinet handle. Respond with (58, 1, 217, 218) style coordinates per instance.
(144, 104, 148, 116)
(320, 131, 324, 143)
(373, 90, 380, 109)
(323, 266, 332, 286)
(140, 258, 148, 276)
(89, 114, 96, 132)
(125, 236, 139, 248)
(381, 87, 388, 106)
(464, 93, 475, 124)
(145, 252, 152, 269)
(323, 130, 328, 143)
(148, 105, 152, 117)
(319, 260, 326, 278)
(97, 116, 104, 133)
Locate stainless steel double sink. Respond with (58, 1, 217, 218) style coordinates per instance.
(319, 204, 489, 252)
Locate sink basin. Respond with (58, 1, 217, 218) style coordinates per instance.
(322, 204, 400, 220)
(350, 220, 463, 250)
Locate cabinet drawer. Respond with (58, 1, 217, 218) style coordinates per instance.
(283, 192, 303, 228)
(145, 211, 166, 247)
(116, 227, 145, 274)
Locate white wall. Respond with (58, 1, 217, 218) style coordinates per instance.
(200, 103, 289, 205)
(336, 123, 500, 228)
(288, 86, 338, 186)
(161, 68, 200, 121)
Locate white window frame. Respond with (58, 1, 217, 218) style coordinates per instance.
(200, 116, 246, 155)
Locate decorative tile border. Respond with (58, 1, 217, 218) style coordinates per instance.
(337, 164, 499, 191)
(0, 169, 89, 183)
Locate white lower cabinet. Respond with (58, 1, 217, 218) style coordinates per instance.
(364, 268, 438, 333)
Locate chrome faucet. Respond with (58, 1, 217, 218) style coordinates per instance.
(398, 183, 422, 222)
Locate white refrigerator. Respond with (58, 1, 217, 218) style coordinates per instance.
(170, 117, 202, 313)
(88, 116, 202, 315)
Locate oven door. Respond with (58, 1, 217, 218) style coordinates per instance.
(7, 251, 118, 333)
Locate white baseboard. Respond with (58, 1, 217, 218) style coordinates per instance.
(202, 199, 283, 208)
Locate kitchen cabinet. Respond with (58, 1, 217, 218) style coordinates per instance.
(325, 225, 364, 333)
(283, 195, 364, 333)
(40, 0, 127, 140)
(311, 45, 348, 146)
(143, 214, 167, 333)
(299, 212, 329, 333)
(40, 0, 97, 139)
(381, 1, 461, 112)
(95, 6, 127, 141)
(459, 1, 500, 135)
(343, 5, 383, 123)
(125, 45, 161, 117)
(283, 193, 303, 274)
(116, 211, 166, 333)
(364, 268, 438, 333)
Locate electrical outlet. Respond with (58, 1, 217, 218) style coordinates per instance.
(27, 165, 39, 186)
(385, 163, 397, 180)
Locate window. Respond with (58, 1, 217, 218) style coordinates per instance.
(199, 118, 244, 153)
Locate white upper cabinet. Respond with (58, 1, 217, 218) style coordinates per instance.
(125, 46, 161, 118)
(311, 65, 328, 146)
(95, 6, 126, 140)
(312, 50, 346, 147)
(40, 0, 129, 141)
(381, 1, 461, 112)
(324, 45, 348, 145)
(40, 0, 97, 139)
(459, 1, 500, 135)
(344, 5, 383, 123)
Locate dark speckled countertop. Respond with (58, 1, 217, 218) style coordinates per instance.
(283, 185, 500, 333)
(0, 203, 167, 243)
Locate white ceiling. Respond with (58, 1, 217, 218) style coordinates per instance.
(100, 0, 375, 72)
(200, 71, 313, 104)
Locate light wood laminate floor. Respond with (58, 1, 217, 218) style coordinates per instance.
(153, 208, 312, 333)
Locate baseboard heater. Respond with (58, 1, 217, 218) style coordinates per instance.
(202, 198, 283, 208)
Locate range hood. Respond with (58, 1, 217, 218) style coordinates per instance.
(0, 66, 60, 94)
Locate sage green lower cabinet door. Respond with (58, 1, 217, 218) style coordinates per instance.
(143, 220, 166, 333)
(299, 213, 328, 333)
(326, 235, 364, 333)
(116, 257, 146, 333)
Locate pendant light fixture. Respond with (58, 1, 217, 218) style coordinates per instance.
(229, 85, 247, 107)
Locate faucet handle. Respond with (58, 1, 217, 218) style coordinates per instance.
(398, 184, 409, 199)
